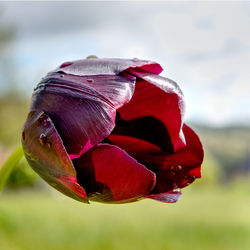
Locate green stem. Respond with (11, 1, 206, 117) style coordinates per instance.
(0, 145, 24, 192)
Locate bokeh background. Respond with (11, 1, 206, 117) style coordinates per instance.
(0, 1, 250, 250)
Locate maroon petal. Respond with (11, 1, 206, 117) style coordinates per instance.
(150, 124, 204, 194)
(110, 114, 174, 153)
(145, 190, 182, 203)
(158, 124, 204, 170)
(117, 71, 186, 153)
(30, 72, 136, 157)
(73, 144, 156, 203)
(56, 58, 163, 76)
(21, 110, 88, 203)
(108, 134, 164, 162)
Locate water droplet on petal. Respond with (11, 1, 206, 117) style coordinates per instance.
(86, 79, 93, 83)
(39, 133, 47, 145)
(39, 84, 46, 91)
(22, 131, 25, 140)
(169, 171, 175, 177)
(177, 165, 182, 170)
(38, 114, 50, 127)
(86, 55, 98, 59)
(60, 61, 72, 68)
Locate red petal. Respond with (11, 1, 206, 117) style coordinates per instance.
(151, 124, 204, 193)
(118, 72, 185, 152)
(110, 114, 174, 153)
(145, 190, 182, 203)
(108, 134, 163, 156)
(73, 144, 156, 203)
(188, 166, 202, 178)
(159, 124, 204, 169)
(107, 134, 164, 166)
(22, 110, 88, 203)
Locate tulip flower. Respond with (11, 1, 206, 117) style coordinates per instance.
(21, 57, 203, 204)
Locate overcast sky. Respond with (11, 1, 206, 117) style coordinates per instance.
(0, 1, 250, 126)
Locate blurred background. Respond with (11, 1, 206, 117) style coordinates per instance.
(0, 1, 250, 250)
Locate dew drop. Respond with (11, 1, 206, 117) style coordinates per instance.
(38, 114, 50, 127)
(39, 133, 47, 145)
(169, 171, 175, 177)
(177, 165, 182, 171)
(22, 131, 25, 141)
(86, 55, 98, 59)
(86, 79, 93, 83)
(39, 84, 46, 91)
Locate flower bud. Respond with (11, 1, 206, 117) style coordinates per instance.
(22, 58, 203, 204)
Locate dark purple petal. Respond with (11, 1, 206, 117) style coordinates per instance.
(31, 64, 138, 157)
(30, 58, 164, 158)
(117, 70, 186, 152)
(21, 110, 88, 203)
(73, 144, 156, 203)
(56, 58, 162, 76)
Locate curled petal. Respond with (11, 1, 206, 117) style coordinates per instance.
(56, 58, 163, 76)
(21, 110, 88, 203)
(158, 124, 203, 170)
(30, 58, 166, 157)
(73, 144, 156, 203)
(117, 70, 186, 152)
(150, 124, 204, 193)
(110, 115, 173, 153)
(109, 123, 203, 196)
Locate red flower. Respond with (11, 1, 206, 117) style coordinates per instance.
(21, 57, 203, 204)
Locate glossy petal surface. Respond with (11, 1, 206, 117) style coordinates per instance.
(31, 73, 136, 157)
(56, 58, 162, 76)
(118, 70, 185, 152)
(145, 190, 182, 203)
(22, 110, 88, 203)
(73, 144, 156, 203)
(149, 124, 203, 194)
(22, 57, 203, 205)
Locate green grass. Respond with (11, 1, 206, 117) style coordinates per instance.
(0, 187, 250, 250)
